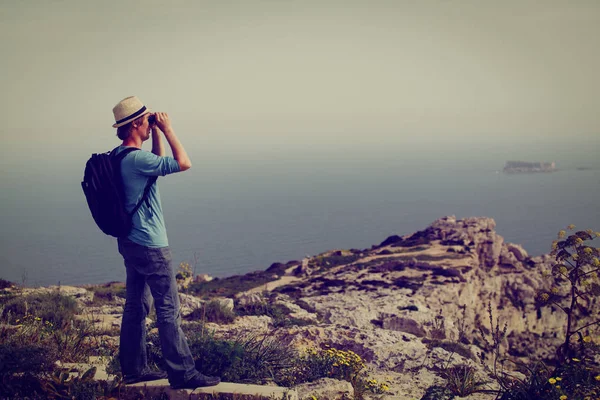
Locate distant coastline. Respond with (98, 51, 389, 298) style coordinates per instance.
(503, 160, 557, 173)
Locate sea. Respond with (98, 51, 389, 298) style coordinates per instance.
(1, 143, 599, 287)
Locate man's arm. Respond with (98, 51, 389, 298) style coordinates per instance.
(151, 126, 165, 157)
(155, 112, 192, 171)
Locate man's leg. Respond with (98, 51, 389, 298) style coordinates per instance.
(145, 247, 198, 385)
(119, 250, 151, 378)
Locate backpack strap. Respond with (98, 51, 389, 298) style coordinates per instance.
(130, 176, 158, 216)
(112, 147, 159, 217)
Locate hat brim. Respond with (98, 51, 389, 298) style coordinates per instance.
(112, 108, 152, 128)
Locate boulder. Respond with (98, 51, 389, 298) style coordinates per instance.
(236, 293, 264, 305)
(179, 293, 203, 317)
(214, 297, 234, 312)
(506, 243, 528, 262)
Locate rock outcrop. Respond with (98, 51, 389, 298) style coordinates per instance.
(6, 216, 573, 399)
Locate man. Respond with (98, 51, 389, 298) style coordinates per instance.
(111, 96, 220, 389)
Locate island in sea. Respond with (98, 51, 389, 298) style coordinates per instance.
(503, 160, 557, 173)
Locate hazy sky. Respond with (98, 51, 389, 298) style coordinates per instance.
(1, 0, 599, 167)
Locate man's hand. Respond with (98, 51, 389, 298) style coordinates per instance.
(153, 112, 192, 171)
(154, 112, 173, 133)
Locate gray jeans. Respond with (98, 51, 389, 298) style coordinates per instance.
(118, 238, 198, 385)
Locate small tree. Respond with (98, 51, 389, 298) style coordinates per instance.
(538, 225, 600, 363)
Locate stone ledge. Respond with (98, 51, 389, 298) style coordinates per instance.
(125, 380, 298, 400)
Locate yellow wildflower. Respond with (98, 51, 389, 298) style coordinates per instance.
(560, 395, 567, 400)
(555, 377, 562, 381)
(572, 358, 581, 362)
(572, 254, 579, 260)
(586, 229, 594, 235)
(568, 224, 576, 230)
(551, 287, 559, 294)
(595, 232, 600, 238)
(584, 336, 592, 343)
(559, 230, 567, 239)
(585, 247, 593, 254)
(595, 375, 600, 381)
(540, 293, 550, 302)
(559, 266, 568, 274)
(593, 258, 600, 267)
(548, 378, 557, 384)
(576, 238, 584, 245)
(552, 241, 559, 250)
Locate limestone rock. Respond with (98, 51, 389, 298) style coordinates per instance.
(179, 293, 203, 317)
(381, 315, 427, 338)
(295, 378, 353, 400)
(506, 243, 528, 262)
(214, 297, 234, 312)
(236, 292, 264, 306)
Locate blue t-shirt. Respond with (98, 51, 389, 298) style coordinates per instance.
(116, 146, 181, 247)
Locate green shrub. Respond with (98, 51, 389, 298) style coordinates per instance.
(88, 284, 126, 305)
(539, 226, 600, 363)
(237, 301, 289, 319)
(183, 325, 297, 385)
(1, 291, 79, 328)
(438, 364, 488, 396)
(0, 343, 55, 375)
(107, 331, 165, 375)
(186, 300, 236, 324)
(294, 346, 390, 398)
(1, 310, 117, 365)
(236, 301, 311, 328)
(299, 346, 365, 383)
(0, 278, 13, 290)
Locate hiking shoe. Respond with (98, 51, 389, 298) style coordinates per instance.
(124, 370, 168, 384)
(171, 373, 221, 389)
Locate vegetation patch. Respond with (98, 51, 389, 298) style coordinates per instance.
(0, 278, 13, 290)
(0, 343, 55, 375)
(184, 325, 298, 385)
(1, 291, 79, 328)
(236, 300, 311, 328)
(186, 271, 280, 299)
(186, 300, 236, 324)
(87, 283, 126, 305)
(311, 253, 361, 271)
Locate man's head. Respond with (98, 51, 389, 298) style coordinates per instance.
(112, 96, 154, 141)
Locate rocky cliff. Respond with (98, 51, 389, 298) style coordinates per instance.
(9, 216, 572, 399)
(199, 216, 567, 398)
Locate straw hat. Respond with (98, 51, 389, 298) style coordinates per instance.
(112, 96, 152, 128)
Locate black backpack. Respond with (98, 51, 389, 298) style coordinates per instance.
(81, 147, 157, 238)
